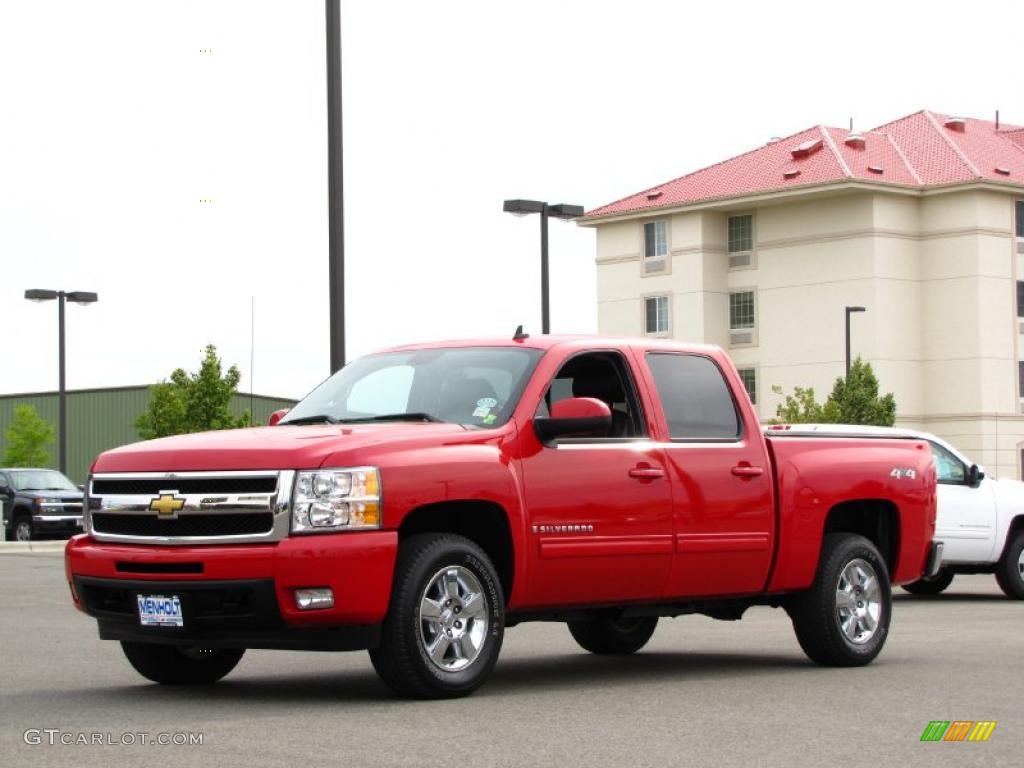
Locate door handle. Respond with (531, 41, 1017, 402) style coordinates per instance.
(629, 465, 665, 480)
(731, 464, 764, 478)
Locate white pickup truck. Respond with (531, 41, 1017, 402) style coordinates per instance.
(767, 425, 1024, 599)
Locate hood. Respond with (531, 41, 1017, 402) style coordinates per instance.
(993, 475, 1024, 504)
(92, 422, 480, 473)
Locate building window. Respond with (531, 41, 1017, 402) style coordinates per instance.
(1016, 200, 1024, 238)
(729, 291, 755, 329)
(1018, 281, 1024, 318)
(644, 221, 668, 259)
(645, 296, 669, 335)
(737, 368, 757, 404)
(1019, 361, 1024, 398)
(727, 214, 754, 253)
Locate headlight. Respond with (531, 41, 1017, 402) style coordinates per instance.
(291, 467, 381, 534)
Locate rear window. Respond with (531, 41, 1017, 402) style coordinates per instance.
(646, 353, 741, 440)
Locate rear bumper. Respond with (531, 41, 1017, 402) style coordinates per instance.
(924, 540, 945, 579)
(65, 531, 397, 650)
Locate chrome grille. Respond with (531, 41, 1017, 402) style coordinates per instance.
(91, 477, 278, 495)
(87, 471, 293, 545)
(91, 512, 274, 537)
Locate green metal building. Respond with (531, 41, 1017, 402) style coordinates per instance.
(0, 386, 296, 484)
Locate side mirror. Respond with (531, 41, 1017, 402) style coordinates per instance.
(968, 464, 985, 487)
(0, 484, 10, 496)
(268, 409, 290, 426)
(534, 397, 612, 443)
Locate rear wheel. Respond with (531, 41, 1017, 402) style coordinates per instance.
(567, 614, 658, 655)
(788, 533, 891, 666)
(901, 569, 954, 596)
(994, 530, 1024, 600)
(120, 642, 245, 685)
(369, 534, 504, 699)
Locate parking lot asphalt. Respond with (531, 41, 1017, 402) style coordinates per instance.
(1, 552, 1020, 768)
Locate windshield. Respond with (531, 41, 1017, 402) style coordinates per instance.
(282, 346, 543, 428)
(10, 469, 79, 492)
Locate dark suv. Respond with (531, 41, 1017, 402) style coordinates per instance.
(1, 468, 84, 542)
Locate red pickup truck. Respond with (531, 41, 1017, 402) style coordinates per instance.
(67, 335, 940, 698)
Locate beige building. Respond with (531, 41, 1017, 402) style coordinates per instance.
(580, 110, 1024, 479)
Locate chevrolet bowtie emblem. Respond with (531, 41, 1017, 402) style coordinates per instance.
(149, 493, 185, 517)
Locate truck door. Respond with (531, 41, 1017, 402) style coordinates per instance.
(641, 352, 774, 598)
(930, 441, 997, 562)
(519, 351, 674, 608)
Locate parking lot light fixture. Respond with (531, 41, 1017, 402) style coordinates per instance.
(845, 306, 866, 378)
(502, 199, 585, 334)
(23, 289, 99, 474)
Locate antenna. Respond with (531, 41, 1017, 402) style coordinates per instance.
(996, 109, 1000, 130)
(849, 117, 853, 131)
(250, 296, 255, 423)
(513, 325, 530, 341)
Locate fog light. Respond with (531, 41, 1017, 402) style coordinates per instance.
(294, 588, 334, 610)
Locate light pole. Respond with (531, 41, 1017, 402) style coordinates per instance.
(845, 305, 866, 378)
(24, 289, 99, 473)
(326, 0, 345, 373)
(503, 200, 584, 334)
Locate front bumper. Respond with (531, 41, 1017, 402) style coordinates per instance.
(66, 531, 397, 650)
(33, 514, 84, 536)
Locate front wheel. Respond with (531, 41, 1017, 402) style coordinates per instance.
(994, 530, 1024, 600)
(120, 642, 245, 684)
(901, 569, 954, 596)
(11, 515, 33, 542)
(568, 614, 658, 655)
(788, 533, 891, 666)
(369, 534, 504, 699)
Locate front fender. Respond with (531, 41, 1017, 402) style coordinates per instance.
(320, 432, 529, 605)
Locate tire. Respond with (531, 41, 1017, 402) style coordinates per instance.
(12, 515, 33, 542)
(901, 569, 954, 596)
(788, 533, 891, 666)
(120, 642, 245, 685)
(994, 530, 1024, 600)
(369, 534, 504, 699)
(567, 614, 658, 655)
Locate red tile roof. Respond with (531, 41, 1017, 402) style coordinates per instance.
(586, 110, 1024, 218)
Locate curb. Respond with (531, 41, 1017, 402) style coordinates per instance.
(0, 541, 68, 554)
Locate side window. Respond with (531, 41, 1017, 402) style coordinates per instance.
(646, 353, 741, 440)
(536, 352, 646, 439)
(930, 442, 967, 485)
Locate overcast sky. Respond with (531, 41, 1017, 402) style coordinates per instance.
(2, 0, 1022, 401)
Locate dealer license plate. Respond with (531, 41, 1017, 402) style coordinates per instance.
(136, 594, 184, 627)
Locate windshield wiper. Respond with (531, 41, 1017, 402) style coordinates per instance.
(339, 412, 443, 424)
(281, 414, 340, 425)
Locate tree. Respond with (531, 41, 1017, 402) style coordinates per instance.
(771, 385, 826, 424)
(3, 405, 55, 466)
(772, 357, 896, 426)
(823, 357, 896, 426)
(136, 345, 251, 439)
